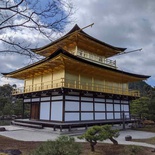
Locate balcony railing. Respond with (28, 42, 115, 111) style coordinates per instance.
(12, 78, 140, 97)
(76, 50, 117, 68)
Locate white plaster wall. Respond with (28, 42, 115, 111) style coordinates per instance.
(95, 103, 105, 111)
(65, 101, 79, 111)
(40, 102, 50, 120)
(107, 113, 113, 119)
(115, 113, 121, 119)
(51, 101, 62, 121)
(125, 112, 130, 118)
(106, 99, 113, 102)
(65, 96, 79, 100)
(121, 100, 128, 104)
(81, 102, 93, 111)
(94, 98, 105, 102)
(114, 104, 120, 111)
(32, 98, 40, 102)
(81, 97, 93, 101)
(114, 100, 120, 103)
(65, 113, 79, 121)
(24, 99, 31, 102)
(81, 113, 93, 120)
(106, 104, 113, 111)
(52, 96, 63, 100)
(121, 105, 129, 111)
(41, 97, 50, 101)
(95, 113, 105, 120)
(124, 105, 129, 111)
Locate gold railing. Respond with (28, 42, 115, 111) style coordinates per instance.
(12, 78, 140, 97)
(76, 50, 117, 68)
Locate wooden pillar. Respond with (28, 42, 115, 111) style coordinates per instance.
(85, 124, 88, 130)
(30, 97, 32, 119)
(60, 125, 63, 132)
(62, 89, 65, 122)
(122, 111, 125, 130)
(93, 93, 95, 121)
(79, 92, 81, 121)
(68, 126, 72, 131)
(22, 101, 25, 119)
(53, 125, 56, 131)
(105, 97, 107, 120)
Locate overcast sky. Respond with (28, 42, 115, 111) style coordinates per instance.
(0, 0, 155, 87)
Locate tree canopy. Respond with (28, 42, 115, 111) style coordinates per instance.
(30, 136, 81, 155)
(130, 82, 155, 121)
(78, 125, 119, 152)
(130, 97, 150, 119)
(0, 84, 24, 117)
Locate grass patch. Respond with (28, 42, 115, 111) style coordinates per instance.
(133, 126, 155, 133)
(132, 137, 155, 145)
(121, 145, 143, 155)
(81, 144, 151, 155)
(0, 120, 11, 126)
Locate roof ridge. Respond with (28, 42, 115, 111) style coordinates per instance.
(65, 24, 87, 35)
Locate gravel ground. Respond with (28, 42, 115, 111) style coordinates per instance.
(1, 125, 155, 148)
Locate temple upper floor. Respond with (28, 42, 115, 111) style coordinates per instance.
(1, 24, 150, 97)
(71, 47, 117, 69)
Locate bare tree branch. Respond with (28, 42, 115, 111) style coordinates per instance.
(0, 0, 74, 58)
(0, 0, 24, 10)
(0, 38, 37, 59)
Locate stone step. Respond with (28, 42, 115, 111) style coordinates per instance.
(12, 121, 43, 129)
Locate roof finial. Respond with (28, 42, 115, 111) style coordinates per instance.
(112, 48, 142, 57)
(81, 23, 94, 31)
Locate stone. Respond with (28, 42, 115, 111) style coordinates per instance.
(0, 149, 22, 155)
(0, 127, 6, 131)
(125, 135, 132, 141)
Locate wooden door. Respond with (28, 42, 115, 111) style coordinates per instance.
(31, 103, 39, 120)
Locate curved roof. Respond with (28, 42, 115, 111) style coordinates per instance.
(31, 24, 126, 56)
(2, 48, 150, 81)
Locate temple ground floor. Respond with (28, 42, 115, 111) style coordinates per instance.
(14, 87, 138, 131)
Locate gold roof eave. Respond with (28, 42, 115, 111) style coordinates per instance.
(4, 51, 150, 82)
(4, 55, 65, 79)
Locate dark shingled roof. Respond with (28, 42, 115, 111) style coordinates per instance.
(2, 48, 150, 80)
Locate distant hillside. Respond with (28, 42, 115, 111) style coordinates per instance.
(129, 81, 153, 96)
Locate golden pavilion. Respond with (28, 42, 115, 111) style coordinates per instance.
(2, 24, 150, 130)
